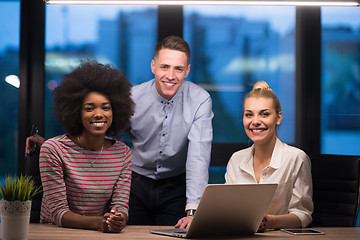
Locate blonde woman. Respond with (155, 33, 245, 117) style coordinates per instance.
(225, 81, 313, 231)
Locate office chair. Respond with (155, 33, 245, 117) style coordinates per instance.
(25, 151, 43, 223)
(311, 154, 360, 227)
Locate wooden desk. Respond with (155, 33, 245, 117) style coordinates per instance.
(27, 224, 360, 240)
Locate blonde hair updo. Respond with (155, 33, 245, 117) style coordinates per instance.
(243, 80, 282, 115)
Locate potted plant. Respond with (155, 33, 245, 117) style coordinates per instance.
(0, 175, 42, 240)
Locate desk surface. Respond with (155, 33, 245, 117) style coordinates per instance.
(25, 224, 360, 240)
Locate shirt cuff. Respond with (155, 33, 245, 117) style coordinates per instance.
(185, 203, 198, 212)
(58, 209, 70, 227)
(291, 211, 313, 227)
(114, 205, 129, 216)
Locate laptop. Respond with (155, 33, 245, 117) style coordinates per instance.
(150, 183, 278, 238)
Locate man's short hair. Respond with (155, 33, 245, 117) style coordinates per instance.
(154, 35, 191, 64)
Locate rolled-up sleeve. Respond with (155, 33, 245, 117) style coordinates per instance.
(289, 154, 314, 227)
(186, 96, 213, 210)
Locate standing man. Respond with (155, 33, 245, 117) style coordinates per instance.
(127, 36, 213, 228)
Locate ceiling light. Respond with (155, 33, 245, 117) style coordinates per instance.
(44, 0, 360, 7)
(5, 75, 20, 88)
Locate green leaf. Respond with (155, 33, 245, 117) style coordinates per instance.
(0, 175, 42, 201)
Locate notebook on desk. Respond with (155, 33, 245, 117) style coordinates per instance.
(150, 183, 278, 238)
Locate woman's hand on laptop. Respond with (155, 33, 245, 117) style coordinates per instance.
(175, 216, 193, 229)
(257, 214, 274, 232)
(258, 213, 302, 232)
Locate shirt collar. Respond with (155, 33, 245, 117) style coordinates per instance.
(268, 137, 283, 169)
(239, 145, 254, 173)
(239, 137, 283, 172)
(151, 79, 185, 105)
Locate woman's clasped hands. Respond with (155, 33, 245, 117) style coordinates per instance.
(100, 206, 128, 233)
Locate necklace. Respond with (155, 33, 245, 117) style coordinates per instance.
(77, 137, 104, 167)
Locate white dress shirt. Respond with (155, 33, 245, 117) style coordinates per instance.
(225, 137, 313, 227)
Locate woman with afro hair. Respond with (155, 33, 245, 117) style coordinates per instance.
(38, 61, 134, 233)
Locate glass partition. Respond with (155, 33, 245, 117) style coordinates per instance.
(0, 0, 20, 179)
(183, 6, 296, 145)
(321, 7, 360, 155)
(45, 5, 158, 139)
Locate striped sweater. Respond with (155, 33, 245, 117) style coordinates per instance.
(39, 134, 132, 226)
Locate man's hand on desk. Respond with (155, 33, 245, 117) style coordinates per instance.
(174, 216, 193, 229)
(101, 206, 128, 233)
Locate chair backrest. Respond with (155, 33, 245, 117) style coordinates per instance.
(25, 151, 43, 223)
(311, 154, 360, 227)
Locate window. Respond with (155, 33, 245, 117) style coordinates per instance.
(0, 0, 20, 179)
(44, 5, 157, 139)
(321, 7, 360, 155)
(183, 6, 296, 144)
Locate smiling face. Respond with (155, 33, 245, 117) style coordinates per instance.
(151, 48, 190, 101)
(243, 97, 282, 145)
(81, 91, 113, 137)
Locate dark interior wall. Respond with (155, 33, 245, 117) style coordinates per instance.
(18, 0, 45, 175)
(295, 7, 321, 157)
(157, 5, 183, 41)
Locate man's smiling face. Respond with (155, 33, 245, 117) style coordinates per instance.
(151, 48, 190, 101)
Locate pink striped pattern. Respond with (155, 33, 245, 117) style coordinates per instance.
(39, 134, 132, 226)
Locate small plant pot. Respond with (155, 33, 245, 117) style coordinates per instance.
(0, 200, 32, 240)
